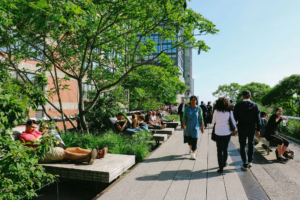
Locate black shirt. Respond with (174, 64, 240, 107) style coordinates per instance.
(115, 121, 128, 132)
(207, 105, 213, 116)
(265, 114, 282, 139)
(144, 114, 152, 124)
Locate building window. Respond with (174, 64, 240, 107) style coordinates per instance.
(35, 110, 44, 118)
(82, 83, 95, 100)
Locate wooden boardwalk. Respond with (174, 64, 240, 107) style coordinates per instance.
(96, 128, 248, 200)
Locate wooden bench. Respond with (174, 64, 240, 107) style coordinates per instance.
(110, 117, 168, 144)
(39, 154, 135, 183)
(6, 128, 136, 183)
(163, 122, 179, 129)
(257, 137, 270, 155)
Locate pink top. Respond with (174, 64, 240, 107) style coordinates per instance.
(19, 130, 42, 147)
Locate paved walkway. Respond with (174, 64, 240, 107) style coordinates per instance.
(96, 127, 300, 200)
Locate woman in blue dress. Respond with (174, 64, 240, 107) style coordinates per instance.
(182, 95, 204, 160)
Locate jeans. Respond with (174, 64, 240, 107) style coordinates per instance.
(238, 129, 255, 164)
(216, 134, 231, 170)
(147, 124, 161, 129)
(124, 128, 140, 135)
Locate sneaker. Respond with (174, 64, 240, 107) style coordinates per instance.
(241, 164, 248, 171)
(191, 153, 196, 160)
(160, 124, 167, 129)
(249, 162, 253, 168)
(89, 148, 98, 165)
(171, 119, 175, 122)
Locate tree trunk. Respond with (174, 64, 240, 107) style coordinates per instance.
(78, 80, 89, 133)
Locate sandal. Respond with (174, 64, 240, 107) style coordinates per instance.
(97, 147, 108, 159)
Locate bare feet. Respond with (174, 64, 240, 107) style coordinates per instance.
(89, 148, 98, 165)
(97, 147, 108, 159)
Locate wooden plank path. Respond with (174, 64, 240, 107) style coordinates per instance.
(96, 128, 248, 200)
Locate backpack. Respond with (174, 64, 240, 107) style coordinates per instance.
(284, 149, 295, 159)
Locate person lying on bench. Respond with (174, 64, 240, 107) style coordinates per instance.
(145, 111, 166, 129)
(20, 120, 107, 164)
(156, 110, 174, 124)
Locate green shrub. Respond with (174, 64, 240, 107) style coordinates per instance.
(281, 119, 300, 140)
(61, 130, 155, 163)
(164, 115, 180, 122)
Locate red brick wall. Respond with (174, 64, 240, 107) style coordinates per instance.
(48, 78, 78, 103)
(29, 110, 35, 118)
(47, 109, 78, 117)
(56, 120, 77, 130)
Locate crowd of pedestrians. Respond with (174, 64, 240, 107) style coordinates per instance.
(182, 90, 292, 174)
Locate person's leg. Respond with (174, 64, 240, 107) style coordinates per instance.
(223, 135, 231, 165)
(238, 134, 247, 164)
(63, 150, 91, 162)
(204, 117, 207, 128)
(65, 147, 91, 154)
(279, 136, 289, 155)
(247, 131, 255, 164)
(216, 136, 224, 170)
(271, 135, 284, 157)
(191, 138, 198, 153)
(180, 113, 183, 128)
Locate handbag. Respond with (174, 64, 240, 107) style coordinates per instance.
(211, 123, 217, 141)
(228, 111, 236, 132)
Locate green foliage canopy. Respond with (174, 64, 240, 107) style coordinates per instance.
(212, 83, 241, 100)
(236, 82, 271, 103)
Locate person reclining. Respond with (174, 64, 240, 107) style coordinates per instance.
(145, 111, 166, 129)
(156, 110, 174, 124)
(20, 120, 107, 164)
(115, 113, 142, 134)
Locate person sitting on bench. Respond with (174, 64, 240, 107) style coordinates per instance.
(145, 111, 166, 129)
(115, 113, 140, 134)
(151, 111, 161, 125)
(259, 112, 272, 152)
(156, 110, 174, 124)
(20, 120, 107, 164)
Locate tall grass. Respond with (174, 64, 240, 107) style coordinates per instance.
(61, 130, 155, 163)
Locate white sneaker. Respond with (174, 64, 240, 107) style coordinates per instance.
(191, 153, 196, 160)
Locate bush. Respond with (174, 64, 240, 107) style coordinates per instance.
(281, 119, 300, 140)
(61, 130, 155, 163)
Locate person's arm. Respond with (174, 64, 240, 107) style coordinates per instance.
(256, 105, 261, 132)
(133, 119, 137, 129)
(182, 107, 187, 129)
(198, 107, 204, 133)
(116, 121, 127, 132)
(212, 110, 216, 124)
(233, 103, 239, 122)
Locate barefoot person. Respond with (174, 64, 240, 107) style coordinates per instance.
(20, 120, 107, 164)
(182, 95, 204, 160)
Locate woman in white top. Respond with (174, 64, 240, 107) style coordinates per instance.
(212, 97, 237, 174)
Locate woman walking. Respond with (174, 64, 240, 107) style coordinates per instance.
(212, 97, 237, 173)
(182, 95, 204, 160)
(265, 107, 289, 162)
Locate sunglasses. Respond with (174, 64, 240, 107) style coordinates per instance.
(277, 111, 283, 114)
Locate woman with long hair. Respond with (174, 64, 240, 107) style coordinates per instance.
(182, 95, 204, 160)
(212, 97, 237, 173)
(265, 107, 289, 162)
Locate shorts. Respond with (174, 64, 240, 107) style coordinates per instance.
(39, 147, 64, 163)
(184, 136, 198, 151)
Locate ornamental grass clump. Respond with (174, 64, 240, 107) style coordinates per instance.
(61, 130, 155, 163)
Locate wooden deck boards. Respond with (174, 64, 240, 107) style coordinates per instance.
(96, 128, 250, 200)
(39, 154, 135, 183)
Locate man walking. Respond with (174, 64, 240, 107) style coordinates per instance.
(234, 90, 261, 171)
(178, 99, 187, 129)
(200, 101, 208, 128)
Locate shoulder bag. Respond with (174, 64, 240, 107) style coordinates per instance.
(211, 123, 217, 141)
(228, 111, 236, 132)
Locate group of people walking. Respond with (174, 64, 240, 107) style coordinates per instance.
(181, 90, 291, 174)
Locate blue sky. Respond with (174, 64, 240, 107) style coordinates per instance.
(188, 0, 300, 103)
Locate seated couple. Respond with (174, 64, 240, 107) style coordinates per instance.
(146, 111, 174, 129)
(115, 113, 155, 134)
(19, 120, 108, 164)
(155, 110, 174, 124)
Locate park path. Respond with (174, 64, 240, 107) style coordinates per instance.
(96, 127, 249, 200)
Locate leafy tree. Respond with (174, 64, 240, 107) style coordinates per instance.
(0, 69, 56, 199)
(84, 86, 128, 133)
(0, 0, 218, 131)
(236, 82, 271, 103)
(212, 83, 241, 100)
(124, 55, 187, 111)
(262, 75, 300, 117)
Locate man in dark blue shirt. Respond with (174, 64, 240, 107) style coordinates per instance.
(234, 90, 261, 171)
